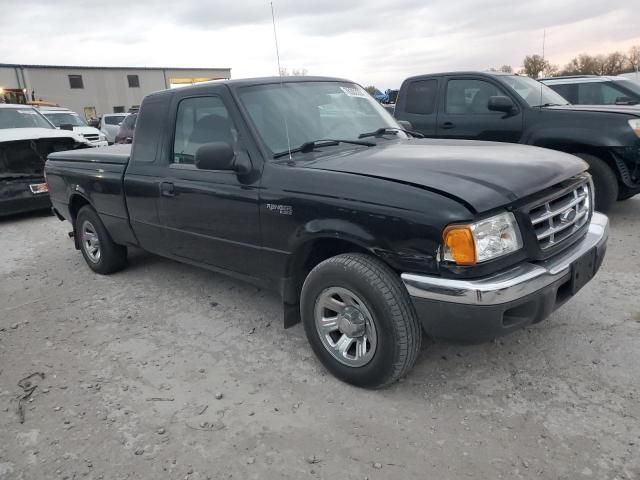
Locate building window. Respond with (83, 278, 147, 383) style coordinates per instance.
(68, 75, 84, 89)
(127, 75, 140, 88)
(113, 106, 126, 113)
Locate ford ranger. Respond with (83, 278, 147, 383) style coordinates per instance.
(45, 77, 608, 388)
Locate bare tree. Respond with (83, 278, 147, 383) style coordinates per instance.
(523, 55, 548, 78)
(561, 54, 602, 75)
(542, 63, 560, 78)
(500, 65, 513, 73)
(364, 86, 377, 95)
(628, 46, 640, 72)
(601, 52, 627, 75)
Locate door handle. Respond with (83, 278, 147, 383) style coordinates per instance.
(160, 181, 175, 197)
(440, 122, 455, 129)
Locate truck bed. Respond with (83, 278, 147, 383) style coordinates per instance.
(46, 144, 137, 246)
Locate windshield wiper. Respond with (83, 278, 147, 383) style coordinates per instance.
(359, 126, 424, 139)
(536, 103, 566, 108)
(273, 139, 376, 159)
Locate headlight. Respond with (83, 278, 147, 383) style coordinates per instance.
(98, 134, 106, 141)
(629, 119, 640, 137)
(442, 212, 522, 265)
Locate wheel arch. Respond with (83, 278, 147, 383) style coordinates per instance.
(68, 193, 93, 249)
(281, 234, 382, 327)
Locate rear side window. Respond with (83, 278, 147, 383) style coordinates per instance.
(548, 84, 576, 103)
(104, 116, 124, 125)
(405, 80, 437, 114)
(172, 96, 238, 165)
(130, 99, 167, 163)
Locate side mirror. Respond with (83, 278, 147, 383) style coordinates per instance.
(397, 120, 413, 130)
(60, 123, 75, 131)
(195, 142, 250, 174)
(487, 96, 515, 113)
(615, 96, 634, 105)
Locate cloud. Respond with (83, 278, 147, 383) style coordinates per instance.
(0, 0, 638, 88)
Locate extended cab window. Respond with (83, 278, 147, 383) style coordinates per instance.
(446, 79, 503, 114)
(173, 97, 238, 165)
(406, 79, 437, 114)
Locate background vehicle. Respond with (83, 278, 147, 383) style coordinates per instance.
(541, 75, 640, 106)
(40, 107, 108, 147)
(98, 113, 128, 144)
(114, 113, 137, 144)
(46, 77, 607, 388)
(0, 105, 89, 216)
(394, 71, 640, 211)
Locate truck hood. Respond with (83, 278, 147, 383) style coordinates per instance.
(0, 128, 89, 144)
(546, 104, 640, 116)
(299, 139, 587, 213)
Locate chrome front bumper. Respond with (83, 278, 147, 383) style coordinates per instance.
(401, 212, 609, 306)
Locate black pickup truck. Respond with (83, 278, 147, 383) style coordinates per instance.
(393, 72, 640, 211)
(46, 77, 608, 388)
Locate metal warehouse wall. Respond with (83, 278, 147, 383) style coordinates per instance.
(0, 66, 231, 118)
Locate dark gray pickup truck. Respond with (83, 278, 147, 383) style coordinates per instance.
(45, 77, 608, 388)
(393, 71, 640, 211)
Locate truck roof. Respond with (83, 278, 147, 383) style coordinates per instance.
(400, 71, 519, 83)
(146, 76, 354, 99)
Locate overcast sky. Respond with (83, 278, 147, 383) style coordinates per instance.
(1, 0, 638, 89)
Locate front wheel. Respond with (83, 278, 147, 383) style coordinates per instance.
(300, 253, 421, 389)
(575, 153, 618, 212)
(75, 205, 127, 274)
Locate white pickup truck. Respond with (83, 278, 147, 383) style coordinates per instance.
(0, 104, 90, 216)
(39, 107, 108, 147)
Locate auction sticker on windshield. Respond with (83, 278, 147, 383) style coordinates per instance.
(340, 86, 368, 98)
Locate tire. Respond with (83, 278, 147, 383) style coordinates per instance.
(575, 153, 618, 212)
(75, 205, 127, 274)
(300, 253, 421, 389)
(617, 186, 638, 201)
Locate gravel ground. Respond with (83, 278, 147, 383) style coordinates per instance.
(1, 199, 639, 480)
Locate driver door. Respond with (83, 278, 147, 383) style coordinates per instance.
(436, 76, 523, 143)
(157, 91, 262, 275)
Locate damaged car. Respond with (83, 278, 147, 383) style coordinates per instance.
(1, 104, 90, 216)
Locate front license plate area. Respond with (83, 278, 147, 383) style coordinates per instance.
(571, 247, 596, 295)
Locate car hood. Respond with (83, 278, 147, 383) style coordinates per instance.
(298, 139, 588, 213)
(70, 126, 103, 137)
(0, 128, 88, 144)
(546, 104, 640, 116)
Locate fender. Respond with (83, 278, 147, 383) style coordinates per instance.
(523, 126, 625, 149)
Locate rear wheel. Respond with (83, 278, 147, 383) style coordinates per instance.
(575, 153, 618, 212)
(75, 205, 127, 274)
(300, 253, 421, 389)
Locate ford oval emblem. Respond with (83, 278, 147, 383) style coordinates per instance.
(560, 208, 577, 224)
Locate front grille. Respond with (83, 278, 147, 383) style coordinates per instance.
(528, 182, 591, 250)
(83, 134, 99, 141)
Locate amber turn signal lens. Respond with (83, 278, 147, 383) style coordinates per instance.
(443, 226, 477, 265)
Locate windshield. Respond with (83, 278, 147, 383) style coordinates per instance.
(501, 75, 570, 107)
(237, 81, 405, 155)
(44, 112, 87, 127)
(104, 115, 127, 125)
(618, 79, 640, 98)
(0, 108, 54, 129)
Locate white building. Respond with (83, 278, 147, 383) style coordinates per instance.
(0, 63, 231, 119)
